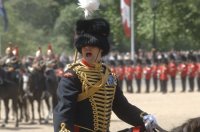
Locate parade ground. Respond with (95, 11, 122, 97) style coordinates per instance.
(0, 78, 200, 132)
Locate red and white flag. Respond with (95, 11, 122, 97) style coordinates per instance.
(120, 0, 131, 38)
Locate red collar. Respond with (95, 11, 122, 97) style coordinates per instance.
(81, 59, 95, 68)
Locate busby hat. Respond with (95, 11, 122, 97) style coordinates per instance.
(74, 18, 110, 56)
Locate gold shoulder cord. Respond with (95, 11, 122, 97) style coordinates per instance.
(77, 65, 110, 101)
(59, 123, 70, 132)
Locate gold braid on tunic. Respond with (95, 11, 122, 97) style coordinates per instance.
(67, 61, 117, 132)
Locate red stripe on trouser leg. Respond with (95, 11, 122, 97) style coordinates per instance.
(74, 126, 80, 132)
(132, 127, 141, 132)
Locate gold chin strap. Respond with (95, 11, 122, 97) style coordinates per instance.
(73, 49, 78, 63)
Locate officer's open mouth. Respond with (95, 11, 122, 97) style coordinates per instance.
(86, 52, 92, 57)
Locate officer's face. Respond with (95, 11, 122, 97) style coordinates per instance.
(81, 46, 102, 65)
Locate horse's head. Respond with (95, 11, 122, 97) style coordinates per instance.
(172, 117, 200, 132)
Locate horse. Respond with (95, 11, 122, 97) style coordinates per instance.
(26, 67, 46, 124)
(43, 67, 61, 123)
(117, 124, 167, 132)
(45, 68, 62, 108)
(0, 67, 19, 127)
(18, 69, 31, 123)
(171, 117, 200, 132)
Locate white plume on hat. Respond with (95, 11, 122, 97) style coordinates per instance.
(77, 0, 100, 18)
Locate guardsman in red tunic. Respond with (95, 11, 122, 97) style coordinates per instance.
(115, 60, 125, 90)
(151, 58, 159, 92)
(177, 55, 188, 92)
(124, 59, 134, 93)
(143, 59, 152, 93)
(109, 60, 116, 74)
(158, 58, 169, 93)
(134, 58, 143, 93)
(187, 55, 198, 92)
(168, 54, 177, 92)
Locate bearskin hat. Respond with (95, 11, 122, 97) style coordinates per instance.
(109, 60, 116, 66)
(74, 18, 110, 56)
(169, 54, 175, 60)
(181, 55, 187, 62)
(136, 58, 142, 64)
(146, 58, 151, 65)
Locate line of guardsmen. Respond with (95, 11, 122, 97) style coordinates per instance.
(108, 53, 200, 94)
(1, 44, 199, 94)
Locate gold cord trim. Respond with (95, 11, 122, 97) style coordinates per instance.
(59, 123, 70, 132)
(74, 125, 94, 132)
(70, 62, 117, 131)
(77, 67, 109, 101)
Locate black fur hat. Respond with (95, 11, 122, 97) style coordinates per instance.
(181, 55, 187, 62)
(74, 18, 110, 56)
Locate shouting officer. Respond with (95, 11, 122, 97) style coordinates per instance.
(53, 18, 158, 132)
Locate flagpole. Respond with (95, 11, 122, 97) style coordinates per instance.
(130, 0, 135, 61)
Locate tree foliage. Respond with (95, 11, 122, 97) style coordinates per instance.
(0, 0, 199, 56)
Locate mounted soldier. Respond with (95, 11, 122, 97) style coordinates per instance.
(45, 44, 58, 70)
(31, 47, 45, 72)
(0, 45, 20, 82)
(53, 17, 159, 132)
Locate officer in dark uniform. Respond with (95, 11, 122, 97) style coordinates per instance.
(53, 18, 157, 132)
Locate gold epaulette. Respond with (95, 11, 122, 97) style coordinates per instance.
(64, 62, 80, 71)
(59, 123, 70, 132)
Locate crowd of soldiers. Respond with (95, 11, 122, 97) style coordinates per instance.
(0, 44, 66, 126)
(0, 44, 66, 85)
(0, 44, 199, 95)
(106, 50, 200, 94)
